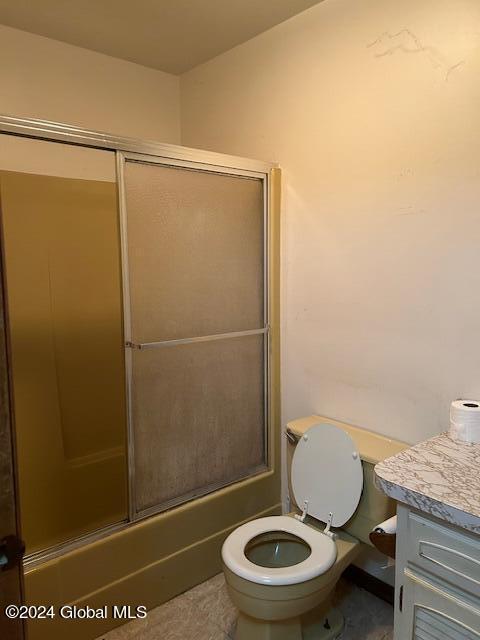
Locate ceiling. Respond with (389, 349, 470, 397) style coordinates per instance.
(0, 0, 322, 75)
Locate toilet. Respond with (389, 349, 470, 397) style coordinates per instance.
(221, 416, 406, 640)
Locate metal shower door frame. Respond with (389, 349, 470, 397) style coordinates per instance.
(0, 114, 277, 564)
(116, 151, 272, 522)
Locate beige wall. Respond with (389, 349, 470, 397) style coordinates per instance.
(6, 2, 480, 448)
(0, 24, 180, 142)
(181, 0, 480, 447)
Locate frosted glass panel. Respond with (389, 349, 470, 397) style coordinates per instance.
(124, 161, 264, 342)
(132, 335, 265, 513)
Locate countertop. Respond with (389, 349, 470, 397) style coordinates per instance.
(374, 432, 480, 534)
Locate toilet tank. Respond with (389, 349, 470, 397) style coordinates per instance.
(286, 416, 408, 545)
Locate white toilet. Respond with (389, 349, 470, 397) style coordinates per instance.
(221, 417, 405, 640)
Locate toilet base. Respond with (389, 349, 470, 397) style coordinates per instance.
(234, 607, 344, 640)
(236, 612, 302, 640)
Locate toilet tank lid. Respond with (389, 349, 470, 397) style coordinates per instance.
(286, 415, 408, 465)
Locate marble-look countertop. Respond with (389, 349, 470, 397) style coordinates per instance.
(374, 432, 480, 534)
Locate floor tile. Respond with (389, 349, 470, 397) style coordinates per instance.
(334, 580, 394, 640)
(96, 573, 393, 640)
(182, 573, 237, 637)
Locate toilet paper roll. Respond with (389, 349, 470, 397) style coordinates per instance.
(449, 400, 480, 444)
(451, 399, 480, 421)
(369, 516, 397, 559)
(373, 515, 397, 535)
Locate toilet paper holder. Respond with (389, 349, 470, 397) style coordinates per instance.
(369, 515, 397, 559)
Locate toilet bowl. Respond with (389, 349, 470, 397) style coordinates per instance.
(221, 421, 366, 640)
(223, 517, 360, 640)
(223, 515, 337, 586)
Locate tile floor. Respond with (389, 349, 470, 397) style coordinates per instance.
(97, 573, 394, 640)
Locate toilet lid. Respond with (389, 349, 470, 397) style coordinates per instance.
(291, 422, 363, 527)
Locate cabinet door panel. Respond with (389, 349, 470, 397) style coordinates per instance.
(407, 512, 480, 598)
(401, 570, 480, 640)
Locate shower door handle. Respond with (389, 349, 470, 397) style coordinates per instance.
(126, 327, 268, 351)
(126, 341, 143, 350)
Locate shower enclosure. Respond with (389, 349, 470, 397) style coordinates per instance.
(0, 115, 280, 640)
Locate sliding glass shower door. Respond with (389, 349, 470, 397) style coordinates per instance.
(0, 135, 128, 554)
(120, 156, 269, 518)
(0, 120, 277, 583)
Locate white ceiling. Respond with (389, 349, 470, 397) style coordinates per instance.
(0, 0, 322, 75)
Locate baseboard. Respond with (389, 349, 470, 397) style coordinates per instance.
(342, 565, 394, 606)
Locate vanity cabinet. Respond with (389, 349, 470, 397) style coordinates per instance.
(394, 504, 480, 639)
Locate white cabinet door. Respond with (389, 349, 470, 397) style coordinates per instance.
(406, 511, 480, 598)
(400, 570, 480, 640)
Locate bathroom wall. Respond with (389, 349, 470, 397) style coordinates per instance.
(181, 0, 480, 448)
(0, 24, 180, 142)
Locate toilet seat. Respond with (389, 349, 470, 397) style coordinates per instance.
(221, 515, 336, 586)
(291, 423, 363, 528)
